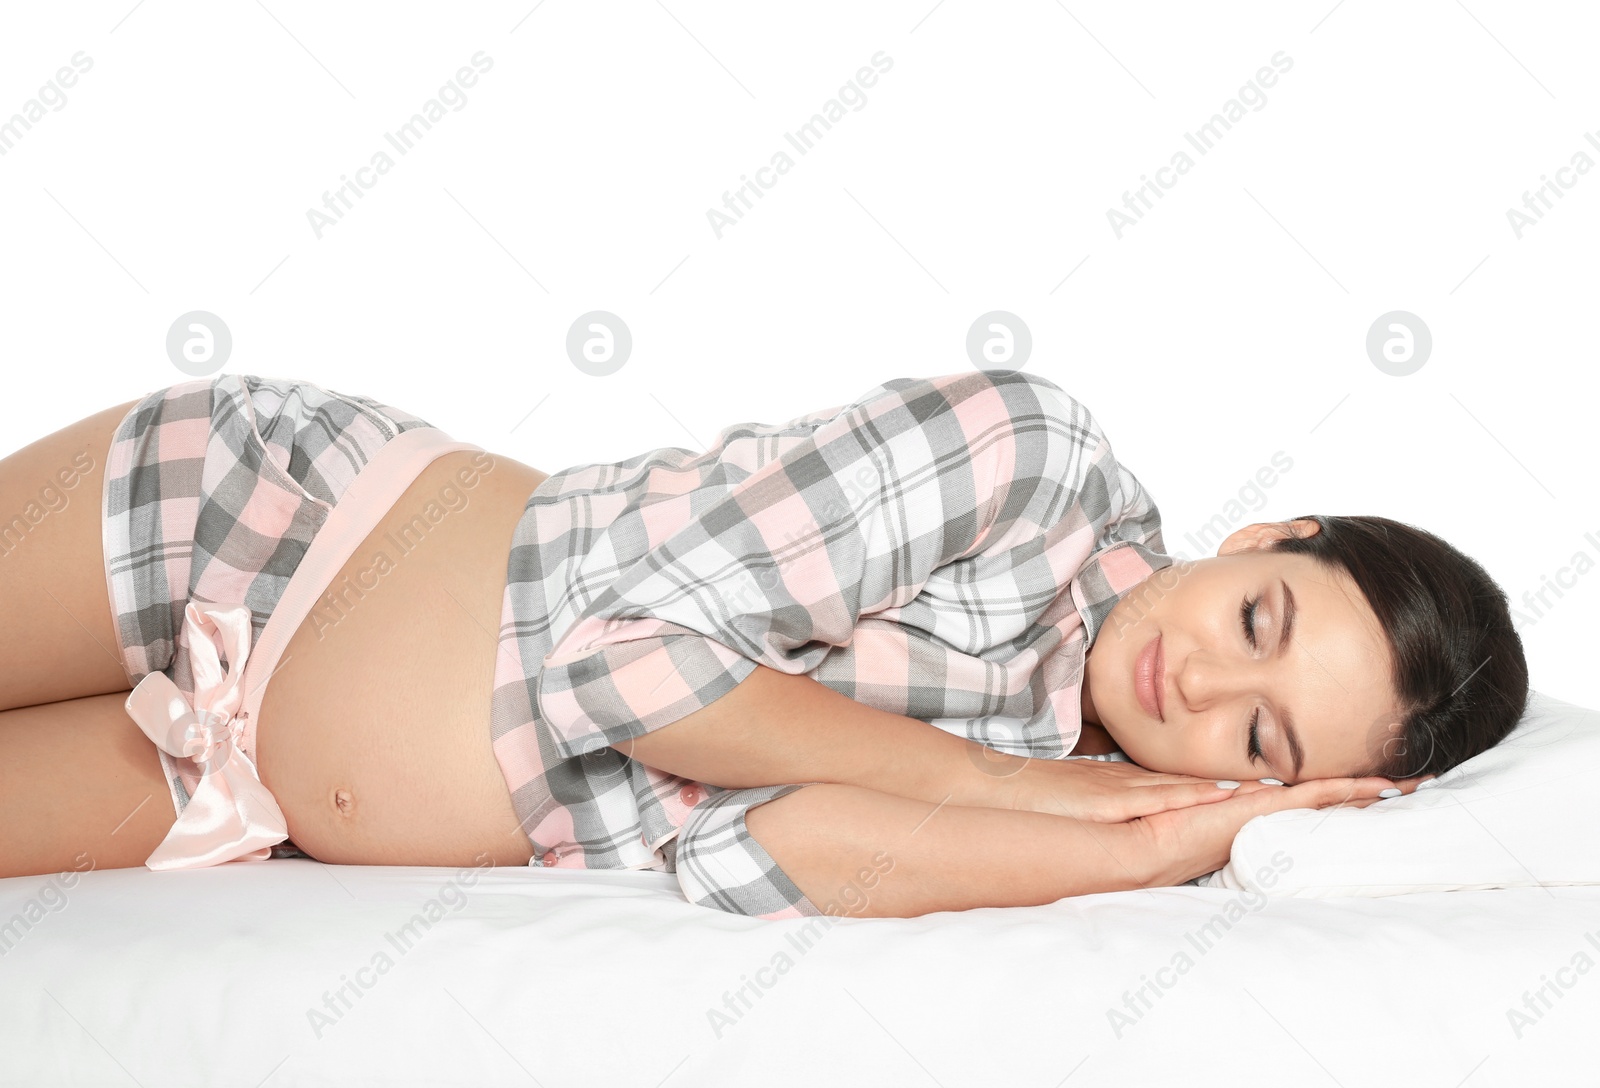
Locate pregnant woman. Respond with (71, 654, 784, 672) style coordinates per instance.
(0, 369, 1525, 920)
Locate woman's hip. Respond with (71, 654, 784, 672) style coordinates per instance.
(100, 372, 442, 690)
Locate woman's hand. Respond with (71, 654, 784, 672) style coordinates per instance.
(999, 755, 1283, 822)
(1126, 772, 1435, 887)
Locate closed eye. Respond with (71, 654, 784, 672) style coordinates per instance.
(1241, 594, 1266, 768)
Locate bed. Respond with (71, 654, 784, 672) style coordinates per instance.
(4, 692, 1596, 1086)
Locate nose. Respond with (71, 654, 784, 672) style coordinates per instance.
(1171, 647, 1264, 712)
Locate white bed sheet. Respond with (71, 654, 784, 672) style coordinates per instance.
(2, 858, 1594, 1086)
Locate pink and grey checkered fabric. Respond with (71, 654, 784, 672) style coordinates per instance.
(102, 373, 438, 827)
(489, 368, 1178, 919)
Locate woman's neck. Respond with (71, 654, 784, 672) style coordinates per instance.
(1072, 720, 1121, 756)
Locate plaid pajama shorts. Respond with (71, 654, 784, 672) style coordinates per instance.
(101, 372, 439, 835)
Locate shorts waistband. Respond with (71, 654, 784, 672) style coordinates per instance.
(234, 426, 486, 762)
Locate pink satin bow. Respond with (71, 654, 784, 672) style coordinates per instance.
(124, 601, 289, 870)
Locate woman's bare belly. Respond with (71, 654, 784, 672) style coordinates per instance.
(253, 450, 548, 868)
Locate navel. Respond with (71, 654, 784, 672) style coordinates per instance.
(331, 787, 357, 818)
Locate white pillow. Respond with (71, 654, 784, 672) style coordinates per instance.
(1195, 689, 1600, 896)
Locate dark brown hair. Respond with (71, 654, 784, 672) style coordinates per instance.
(1268, 514, 1529, 779)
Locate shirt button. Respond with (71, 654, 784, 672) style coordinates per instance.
(542, 851, 558, 867)
(679, 784, 703, 806)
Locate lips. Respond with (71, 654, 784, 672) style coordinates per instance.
(1154, 635, 1165, 720)
(1134, 633, 1164, 721)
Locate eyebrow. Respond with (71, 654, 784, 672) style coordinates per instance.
(1276, 577, 1306, 781)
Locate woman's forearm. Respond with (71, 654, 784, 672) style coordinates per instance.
(611, 663, 1023, 809)
(744, 781, 1155, 918)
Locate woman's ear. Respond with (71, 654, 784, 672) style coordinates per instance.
(1217, 518, 1320, 556)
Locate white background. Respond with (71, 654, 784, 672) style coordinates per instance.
(1, 0, 1595, 709)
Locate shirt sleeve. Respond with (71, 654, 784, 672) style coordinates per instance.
(532, 368, 1106, 759)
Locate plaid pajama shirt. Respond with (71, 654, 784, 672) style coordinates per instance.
(490, 368, 1179, 919)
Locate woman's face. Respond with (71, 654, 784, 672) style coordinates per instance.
(1081, 519, 1407, 784)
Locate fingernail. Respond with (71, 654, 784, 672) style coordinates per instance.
(1378, 787, 1401, 798)
(1257, 778, 1284, 786)
(1216, 780, 1240, 790)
